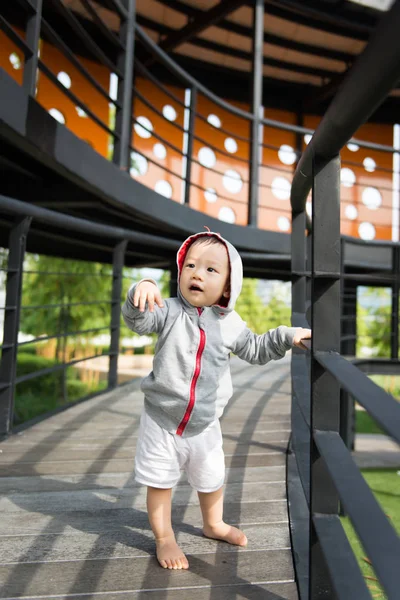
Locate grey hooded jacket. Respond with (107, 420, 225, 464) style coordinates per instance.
(121, 231, 298, 438)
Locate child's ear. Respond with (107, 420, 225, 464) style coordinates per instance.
(222, 285, 231, 299)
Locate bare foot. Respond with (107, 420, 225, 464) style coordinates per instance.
(156, 535, 189, 570)
(203, 521, 248, 546)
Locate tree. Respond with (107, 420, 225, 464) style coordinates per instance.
(356, 287, 392, 357)
(235, 279, 291, 334)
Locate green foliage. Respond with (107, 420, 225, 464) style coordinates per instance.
(235, 279, 291, 334)
(21, 254, 113, 343)
(14, 352, 106, 424)
(159, 270, 171, 298)
(356, 287, 392, 358)
(341, 469, 400, 600)
(16, 353, 62, 398)
(356, 410, 384, 435)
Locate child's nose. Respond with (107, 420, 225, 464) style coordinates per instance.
(193, 269, 204, 280)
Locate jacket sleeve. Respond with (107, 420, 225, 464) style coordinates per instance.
(121, 279, 169, 335)
(231, 324, 298, 365)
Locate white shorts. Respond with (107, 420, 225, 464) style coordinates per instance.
(134, 410, 225, 493)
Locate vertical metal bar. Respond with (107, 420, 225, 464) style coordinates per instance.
(23, 0, 43, 96)
(392, 124, 400, 242)
(113, 0, 136, 170)
(247, 0, 264, 227)
(310, 155, 341, 599)
(170, 261, 178, 298)
(183, 88, 197, 205)
(108, 240, 127, 389)
(391, 245, 400, 359)
(291, 210, 307, 318)
(0, 217, 32, 437)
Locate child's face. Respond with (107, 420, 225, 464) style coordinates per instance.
(180, 242, 230, 307)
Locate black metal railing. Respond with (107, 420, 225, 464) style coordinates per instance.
(1, 0, 399, 233)
(1, 1, 400, 597)
(0, 194, 182, 438)
(290, 1, 400, 598)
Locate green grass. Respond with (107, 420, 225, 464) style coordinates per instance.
(341, 469, 400, 599)
(369, 375, 400, 401)
(356, 410, 385, 435)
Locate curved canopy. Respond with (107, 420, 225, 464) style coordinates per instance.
(54, 0, 400, 121)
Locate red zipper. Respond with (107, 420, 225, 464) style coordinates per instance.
(176, 323, 206, 436)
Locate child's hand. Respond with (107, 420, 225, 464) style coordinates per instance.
(293, 327, 311, 351)
(133, 281, 164, 313)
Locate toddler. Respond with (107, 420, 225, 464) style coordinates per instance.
(122, 230, 311, 570)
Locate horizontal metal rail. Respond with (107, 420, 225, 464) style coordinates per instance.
(312, 514, 370, 599)
(0, 16, 33, 57)
(46, 0, 123, 77)
(315, 351, 400, 444)
(41, 19, 120, 107)
(14, 351, 115, 386)
(314, 430, 400, 599)
(0, 194, 181, 249)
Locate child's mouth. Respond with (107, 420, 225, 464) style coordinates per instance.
(189, 285, 203, 292)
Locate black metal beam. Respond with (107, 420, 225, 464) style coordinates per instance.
(314, 430, 400, 600)
(157, 0, 247, 54)
(263, 0, 373, 39)
(23, 0, 42, 96)
(391, 245, 400, 359)
(315, 351, 400, 444)
(0, 217, 32, 437)
(137, 10, 356, 65)
(291, 0, 400, 213)
(303, 71, 348, 111)
(248, 0, 264, 227)
(109, 240, 127, 388)
(309, 154, 341, 599)
(183, 88, 197, 206)
(313, 514, 370, 600)
(113, 0, 136, 170)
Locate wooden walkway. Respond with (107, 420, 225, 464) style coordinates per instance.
(0, 356, 298, 600)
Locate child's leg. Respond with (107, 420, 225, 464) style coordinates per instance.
(147, 486, 189, 570)
(198, 486, 247, 546)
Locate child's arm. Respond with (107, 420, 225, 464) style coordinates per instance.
(121, 279, 168, 335)
(231, 325, 311, 365)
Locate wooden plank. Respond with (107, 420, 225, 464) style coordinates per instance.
(0, 550, 295, 597)
(0, 453, 287, 476)
(0, 522, 291, 563)
(0, 466, 287, 494)
(0, 359, 297, 598)
(0, 501, 289, 536)
(0, 482, 287, 514)
(40, 582, 299, 600)
(0, 432, 290, 460)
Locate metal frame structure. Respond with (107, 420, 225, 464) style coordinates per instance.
(2, 0, 399, 244)
(1, 1, 400, 598)
(290, 1, 400, 597)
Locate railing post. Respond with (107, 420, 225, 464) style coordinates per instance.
(0, 217, 32, 437)
(248, 0, 264, 227)
(23, 0, 42, 96)
(170, 261, 178, 297)
(310, 155, 341, 598)
(113, 0, 137, 170)
(291, 210, 307, 319)
(391, 245, 399, 359)
(108, 240, 127, 389)
(183, 88, 197, 205)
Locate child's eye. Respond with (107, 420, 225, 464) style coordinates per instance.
(207, 267, 216, 273)
(186, 263, 195, 268)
